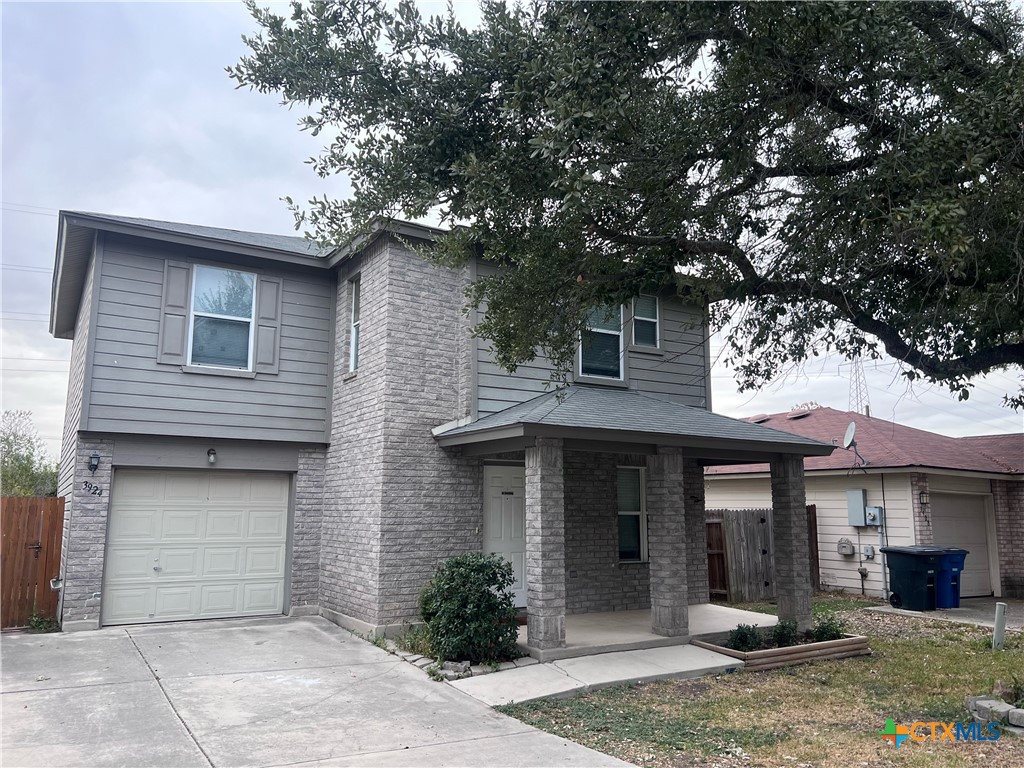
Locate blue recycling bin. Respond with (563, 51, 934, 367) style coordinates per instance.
(935, 548, 969, 609)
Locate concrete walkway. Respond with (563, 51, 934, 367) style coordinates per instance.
(449, 643, 742, 706)
(867, 597, 1024, 630)
(1, 617, 630, 768)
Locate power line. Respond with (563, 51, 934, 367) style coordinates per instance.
(1, 265, 51, 274)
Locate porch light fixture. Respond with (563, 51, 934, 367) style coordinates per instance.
(88, 453, 100, 474)
(207, 449, 217, 465)
(919, 491, 930, 506)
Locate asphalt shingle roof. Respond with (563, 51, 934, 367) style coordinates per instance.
(705, 406, 1022, 475)
(66, 211, 324, 257)
(437, 386, 831, 452)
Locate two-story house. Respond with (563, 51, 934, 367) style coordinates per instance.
(51, 211, 832, 656)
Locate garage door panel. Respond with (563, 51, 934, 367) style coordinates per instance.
(106, 549, 155, 581)
(250, 474, 289, 502)
(242, 582, 283, 613)
(164, 474, 205, 501)
(245, 547, 285, 576)
(160, 548, 200, 577)
(113, 472, 161, 500)
(103, 588, 151, 622)
(162, 509, 204, 540)
(200, 584, 241, 614)
(248, 512, 286, 538)
(204, 548, 243, 577)
(208, 475, 246, 501)
(103, 470, 289, 626)
(153, 586, 199, 617)
(206, 509, 245, 538)
(108, 511, 160, 541)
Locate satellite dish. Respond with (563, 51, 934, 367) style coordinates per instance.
(842, 422, 857, 450)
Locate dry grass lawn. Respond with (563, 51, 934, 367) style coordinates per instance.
(499, 604, 1024, 768)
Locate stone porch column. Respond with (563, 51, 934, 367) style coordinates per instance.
(646, 447, 688, 636)
(525, 437, 566, 649)
(770, 455, 813, 631)
(683, 459, 709, 605)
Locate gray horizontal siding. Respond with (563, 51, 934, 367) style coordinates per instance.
(85, 236, 333, 443)
(627, 299, 707, 406)
(58, 248, 96, 498)
(474, 258, 709, 417)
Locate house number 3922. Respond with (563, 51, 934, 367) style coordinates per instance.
(83, 481, 104, 497)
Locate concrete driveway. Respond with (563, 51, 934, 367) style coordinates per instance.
(2, 616, 630, 767)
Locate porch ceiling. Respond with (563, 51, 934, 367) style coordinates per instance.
(434, 386, 835, 464)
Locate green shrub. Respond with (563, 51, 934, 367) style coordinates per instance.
(771, 619, 800, 648)
(418, 552, 519, 663)
(727, 623, 763, 652)
(809, 612, 846, 642)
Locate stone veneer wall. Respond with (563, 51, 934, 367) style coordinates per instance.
(683, 459, 710, 605)
(992, 479, 1024, 598)
(60, 436, 114, 628)
(375, 239, 482, 625)
(563, 450, 651, 614)
(290, 447, 327, 609)
(910, 472, 933, 544)
(321, 236, 389, 626)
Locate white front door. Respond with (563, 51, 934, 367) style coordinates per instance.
(930, 493, 994, 597)
(483, 465, 526, 608)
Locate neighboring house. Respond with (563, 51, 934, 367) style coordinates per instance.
(706, 407, 1024, 600)
(50, 211, 834, 651)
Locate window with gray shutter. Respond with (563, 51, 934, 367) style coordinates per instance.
(157, 261, 192, 365)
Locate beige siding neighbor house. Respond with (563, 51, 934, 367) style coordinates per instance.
(705, 407, 1023, 600)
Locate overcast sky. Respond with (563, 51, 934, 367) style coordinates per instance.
(2, 1, 1021, 459)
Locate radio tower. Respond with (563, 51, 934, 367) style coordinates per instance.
(849, 356, 871, 417)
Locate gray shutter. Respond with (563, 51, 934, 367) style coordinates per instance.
(157, 261, 191, 365)
(253, 276, 283, 375)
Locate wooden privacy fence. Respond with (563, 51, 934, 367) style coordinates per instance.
(707, 505, 819, 603)
(1, 497, 64, 628)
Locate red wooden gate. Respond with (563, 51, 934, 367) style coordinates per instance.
(1, 497, 64, 628)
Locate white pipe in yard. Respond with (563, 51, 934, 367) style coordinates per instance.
(992, 602, 1007, 651)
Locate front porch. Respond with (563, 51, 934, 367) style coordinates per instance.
(517, 603, 780, 661)
(435, 386, 833, 658)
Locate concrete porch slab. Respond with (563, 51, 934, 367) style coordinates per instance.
(448, 643, 742, 706)
(517, 604, 778, 661)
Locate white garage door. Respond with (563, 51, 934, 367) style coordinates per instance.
(930, 493, 992, 597)
(102, 470, 290, 625)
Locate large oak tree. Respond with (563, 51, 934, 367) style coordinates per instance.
(231, 0, 1024, 405)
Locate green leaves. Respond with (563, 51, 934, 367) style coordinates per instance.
(234, 0, 1024, 406)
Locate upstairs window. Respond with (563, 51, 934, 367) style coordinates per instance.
(349, 277, 361, 372)
(188, 265, 255, 370)
(617, 467, 647, 562)
(632, 295, 659, 348)
(580, 304, 623, 379)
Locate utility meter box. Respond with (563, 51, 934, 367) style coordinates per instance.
(837, 538, 856, 556)
(865, 506, 884, 526)
(847, 489, 867, 526)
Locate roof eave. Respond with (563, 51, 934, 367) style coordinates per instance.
(436, 421, 835, 462)
(63, 213, 327, 267)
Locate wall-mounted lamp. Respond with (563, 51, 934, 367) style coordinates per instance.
(88, 453, 100, 474)
(919, 491, 930, 506)
(207, 449, 217, 465)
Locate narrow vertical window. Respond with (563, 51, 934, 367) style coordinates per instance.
(580, 304, 623, 379)
(632, 295, 659, 348)
(617, 467, 647, 562)
(349, 277, 361, 372)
